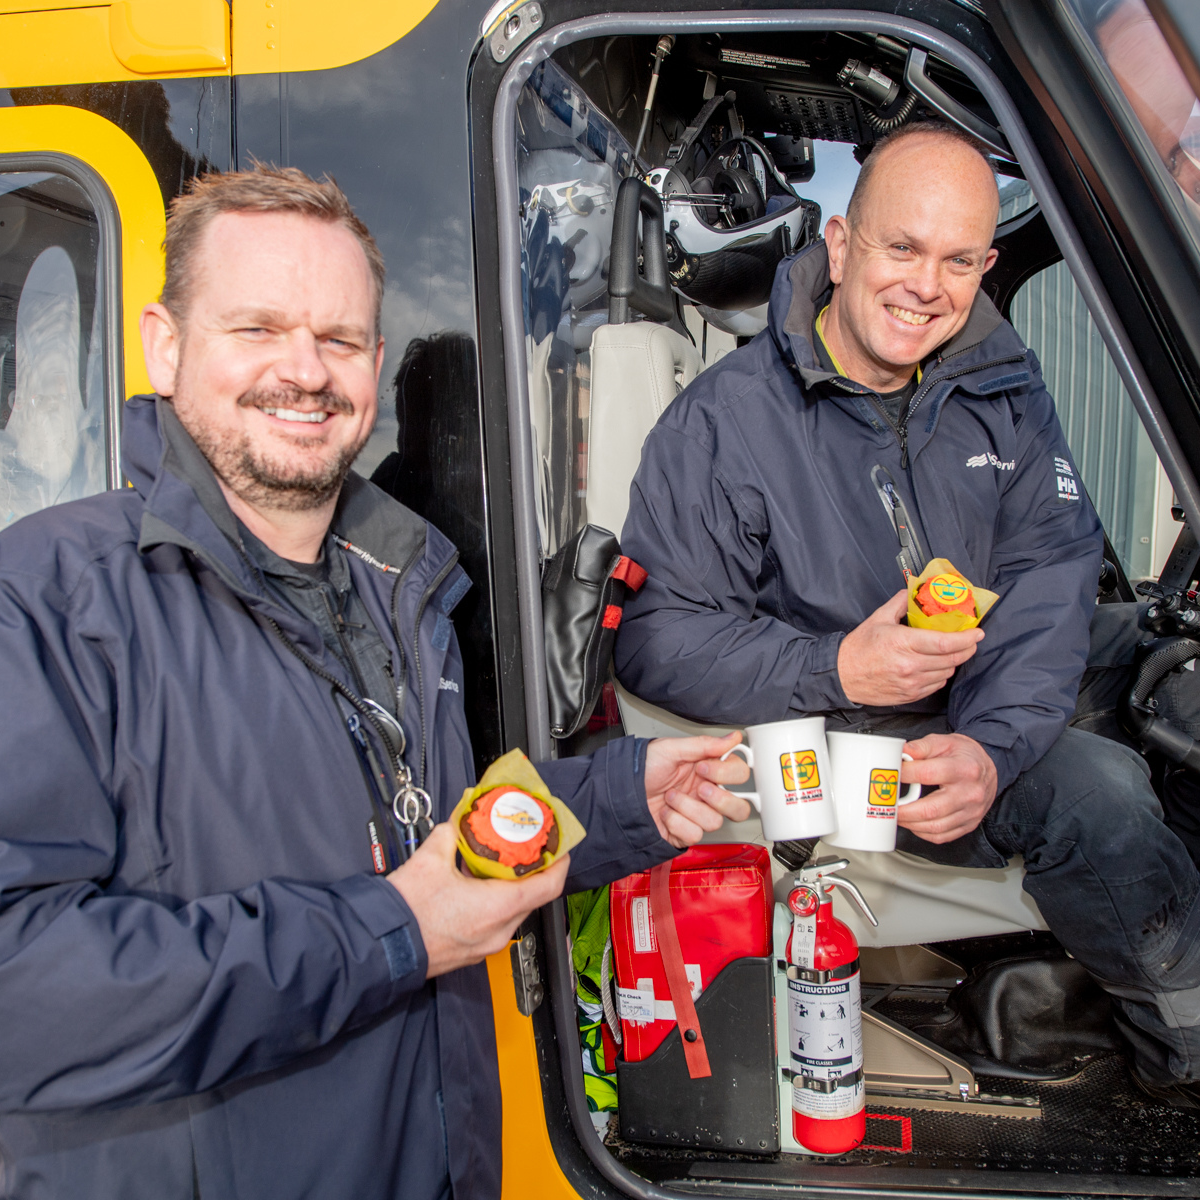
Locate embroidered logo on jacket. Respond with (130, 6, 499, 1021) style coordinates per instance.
(966, 452, 1015, 470)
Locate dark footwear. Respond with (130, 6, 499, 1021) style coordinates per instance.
(1132, 1073, 1200, 1111)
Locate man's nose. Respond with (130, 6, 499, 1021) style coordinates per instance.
(275, 329, 331, 393)
(906, 257, 943, 304)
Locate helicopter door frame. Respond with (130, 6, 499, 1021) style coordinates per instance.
(472, 7, 1200, 1196)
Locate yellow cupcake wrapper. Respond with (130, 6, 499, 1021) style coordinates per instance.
(906, 557, 999, 632)
(451, 748, 587, 880)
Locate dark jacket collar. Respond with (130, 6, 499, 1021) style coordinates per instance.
(124, 395, 435, 597)
(769, 241, 1019, 394)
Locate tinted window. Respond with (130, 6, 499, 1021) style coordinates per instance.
(1005, 178, 1171, 580)
(0, 171, 108, 526)
(1067, 0, 1200, 249)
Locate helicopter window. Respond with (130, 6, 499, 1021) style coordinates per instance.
(1064, 0, 1200, 258)
(516, 57, 634, 559)
(0, 169, 109, 528)
(1001, 179, 1171, 581)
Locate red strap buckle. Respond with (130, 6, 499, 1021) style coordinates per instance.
(649, 861, 712, 1080)
(612, 556, 647, 592)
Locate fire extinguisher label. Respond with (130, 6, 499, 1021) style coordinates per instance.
(788, 971, 864, 1120)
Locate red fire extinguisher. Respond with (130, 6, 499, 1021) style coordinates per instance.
(784, 858, 878, 1155)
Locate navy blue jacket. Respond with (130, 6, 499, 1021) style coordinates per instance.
(615, 243, 1104, 792)
(0, 396, 673, 1199)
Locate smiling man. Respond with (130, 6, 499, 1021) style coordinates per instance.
(0, 165, 754, 1199)
(616, 124, 1200, 1103)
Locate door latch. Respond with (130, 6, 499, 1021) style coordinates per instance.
(510, 931, 544, 1015)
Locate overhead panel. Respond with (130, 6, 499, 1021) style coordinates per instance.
(231, 0, 443, 75)
(109, 0, 229, 74)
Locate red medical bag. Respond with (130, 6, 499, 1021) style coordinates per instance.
(610, 843, 772, 1063)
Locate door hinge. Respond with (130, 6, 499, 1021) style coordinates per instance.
(511, 930, 544, 1015)
(488, 0, 543, 63)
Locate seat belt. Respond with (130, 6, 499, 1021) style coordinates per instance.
(871, 464, 926, 583)
(648, 861, 712, 1079)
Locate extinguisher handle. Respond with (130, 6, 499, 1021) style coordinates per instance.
(827, 876, 879, 927)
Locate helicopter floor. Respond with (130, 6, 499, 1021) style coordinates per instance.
(608, 1053, 1200, 1194)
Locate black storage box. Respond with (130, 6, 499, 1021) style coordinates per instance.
(616, 957, 779, 1154)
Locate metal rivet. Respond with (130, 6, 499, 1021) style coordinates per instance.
(684, 1028, 698, 1042)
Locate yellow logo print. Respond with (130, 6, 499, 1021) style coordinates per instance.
(929, 573, 969, 606)
(781, 750, 819, 792)
(869, 769, 899, 806)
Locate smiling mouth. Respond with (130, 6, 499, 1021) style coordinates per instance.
(886, 304, 935, 327)
(260, 407, 332, 424)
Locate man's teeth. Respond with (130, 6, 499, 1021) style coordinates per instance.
(886, 305, 933, 326)
(262, 407, 329, 424)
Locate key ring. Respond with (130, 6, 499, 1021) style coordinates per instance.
(394, 786, 432, 825)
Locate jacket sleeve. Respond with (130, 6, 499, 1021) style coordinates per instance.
(0, 579, 429, 1114)
(538, 737, 676, 891)
(614, 425, 852, 724)
(947, 358, 1103, 791)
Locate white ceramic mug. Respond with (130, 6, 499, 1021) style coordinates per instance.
(721, 717, 838, 842)
(823, 731, 921, 853)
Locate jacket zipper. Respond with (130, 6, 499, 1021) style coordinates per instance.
(404, 554, 460, 789)
(387, 541, 425, 735)
(838, 349, 1026, 469)
(895, 351, 1027, 468)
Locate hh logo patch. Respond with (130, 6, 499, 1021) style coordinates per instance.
(781, 750, 819, 793)
(869, 769, 899, 807)
(1055, 456, 1080, 502)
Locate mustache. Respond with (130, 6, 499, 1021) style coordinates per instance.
(237, 385, 355, 417)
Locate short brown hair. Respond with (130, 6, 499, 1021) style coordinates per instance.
(846, 121, 999, 227)
(160, 163, 385, 339)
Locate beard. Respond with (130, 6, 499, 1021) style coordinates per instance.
(181, 384, 370, 513)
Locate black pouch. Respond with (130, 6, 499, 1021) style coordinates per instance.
(541, 525, 646, 739)
(617, 957, 779, 1154)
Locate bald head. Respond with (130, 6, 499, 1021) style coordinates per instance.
(818, 125, 1002, 392)
(847, 122, 999, 230)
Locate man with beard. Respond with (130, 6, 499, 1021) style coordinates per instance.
(0, 165, 751, 1199)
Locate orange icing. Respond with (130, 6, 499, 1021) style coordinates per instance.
(466, 786, 553, 868)
(916, 572, 976, 617)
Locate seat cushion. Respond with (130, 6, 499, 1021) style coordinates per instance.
(586, 322, 702, 537)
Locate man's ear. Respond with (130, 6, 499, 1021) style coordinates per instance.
(374, 335, 386, 384)
(825, 215, 850, 284)
(982, 247, 999, 275)
(140, 303, 182, 397)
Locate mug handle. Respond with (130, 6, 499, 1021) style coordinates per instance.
(720, 744, 761, 814)
(897, 751, 921, 805)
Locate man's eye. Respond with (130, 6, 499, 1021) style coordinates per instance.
(893, 244, 911, 253)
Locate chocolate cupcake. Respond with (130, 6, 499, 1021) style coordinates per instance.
(460, 786, 560, 877)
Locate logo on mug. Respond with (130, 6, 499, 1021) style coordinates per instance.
(869, 768, 899, 807)
(780, 750, 820, 800)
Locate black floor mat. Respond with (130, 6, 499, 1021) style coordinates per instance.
(606, 1055, 1200, 1193)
